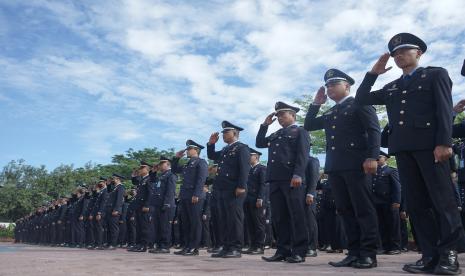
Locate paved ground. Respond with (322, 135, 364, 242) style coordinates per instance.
(0, 242, 462, 275)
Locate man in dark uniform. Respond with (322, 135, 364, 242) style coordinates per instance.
(305, 155, 320, 257)
(200, 183, 212, 248)
(172, 140, 209, 256)
(86, 186, 98, 248)
(129, 161, 157, 252)
(126, 189, 138, 248)
(242, 148, 267, 255)
(257, 102, 310, 263)
(206, 164, 223, 253)
(207, 121, 250, 258)
(372, 151, 401, 255)
(118, 191, 130, 247)
(94, 180, 109, 250)
(149, 156, 177, 254)
(105, 174, 125, 250)
(355, 33, 465, 275)
(305, 69, 380, 268)
(74, 187, 88, 248)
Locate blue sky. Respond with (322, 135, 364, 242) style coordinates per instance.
(1, 0, 465, 170)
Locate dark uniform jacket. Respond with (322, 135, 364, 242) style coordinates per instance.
(172, 156, 208, 200)
(105, 184, 125, 214)
(245, 164, 267, 202)
(207, 141, 250, 190)
(154, 170, 177, 208)
(371, 165, 401, 205)
(305, 156, 320, 196)
(305, 97, 380, 172)
(355, 67, 453, 153)
(256, 124, 310, 182)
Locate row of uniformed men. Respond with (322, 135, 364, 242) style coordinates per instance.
(14, 31, 465, 275)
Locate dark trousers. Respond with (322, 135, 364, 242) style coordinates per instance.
(106, 213, 120, 247)
(329, 170, 378, 258)
(400, 216, 409, 249)
(154, 207, 174, 249)
(396, 150, 465, 258)
(201, 216, 211, 248)
(210, 199, 223, 248)
(244, 201, 266, 249)
(96, 215, 106, 246)
(375, 204, 401, 251)
(217, 189, 245, 251)
(139, 208, 154, 246)
(264, 203, 274, 247)
(119, 221, 127, 245)
(127, 216, 137, 246)
(269, 182, 308, 257)
(75, 219, 85, 246)
(180, 198, 204, 249)
(305, 203, 318, 250)
(85, 219, 94, 245)
(318, 206, 346, 249)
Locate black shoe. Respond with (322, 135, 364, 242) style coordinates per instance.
(286, 255, 305, 263)
(262, 253, 286, 262)
(174, 248, 188, 255)
(106, 246, 117, 250)
(326, 248, 343, 253)
(386, 249, 401, 255)
(157, 248, 170, 254)
(132, 246, 147, 253)
(183, 248, 199, 256)
(95, 246, 105, 250)
(329, 255, 358, 267)
(402, 257, 437, 274)
(433, 251, 461, 275)
(249, 248, 264, 255)
(208, 247, 223, 253)
(211, 249, 227, 258)
(306, 249, 317, 257)
(222, 250, 241, 258)
(401, 247, 408, 253)
(352, 256, 377, 269)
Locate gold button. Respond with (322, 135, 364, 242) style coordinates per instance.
(426, 122, 431, 126)
(273, 152, 276, 154)
(271, 160, 274, 162)
(287, 162, 291, 164)
(401, 100, 406, 103)
(344, 112, 348, 115)
(402, 90, 407, 94)
(331, 136, 335, 139)
(418, 86, 422, 89)
(333, 116, 337, 119)
(276, 144, 279, 146)
(331, 146, 335, 150)
(400, 110, 405, 114)
(399, 121, 404, 125)
(332, 125, 336, 129)
(350, 143, 354, 146)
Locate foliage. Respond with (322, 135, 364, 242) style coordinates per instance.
(0, 147, 178, 222)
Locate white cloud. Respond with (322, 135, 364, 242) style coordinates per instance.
(2, 0, 465, 165)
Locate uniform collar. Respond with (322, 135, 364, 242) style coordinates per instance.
(403, 66, 419, 78)
(336, 95, 351, 105)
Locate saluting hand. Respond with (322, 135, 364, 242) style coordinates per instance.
(192, 196, 199, 204)
(370, 53, 392, 75)
(453, 99, 465, 113)
(306, 195, 314, 205)
(434, 145, 453, 163)
(175, 149, 186, 158)
(313, 86, 327, 105)
(363, 159, 378, 175)
(208, 132, 220, 145)
(263, 112, 276, 126)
